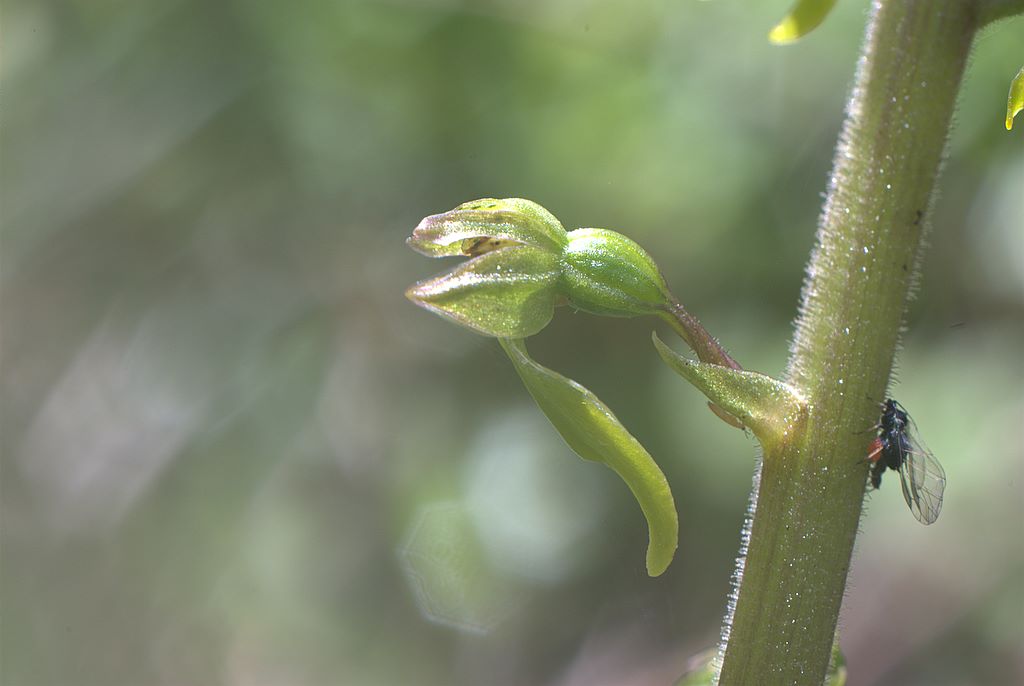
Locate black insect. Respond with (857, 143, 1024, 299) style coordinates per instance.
(867, 399, 946, 525)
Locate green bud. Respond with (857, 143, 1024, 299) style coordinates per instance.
(560, 228, 674, 318)
(406, 201, 681, 336)
(407, 198, 568, 258)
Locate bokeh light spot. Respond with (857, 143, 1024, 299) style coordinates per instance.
(398, 501, 521, 635)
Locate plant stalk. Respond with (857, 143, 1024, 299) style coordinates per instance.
(662, 301, 742, 370)
(716, 1, 979, 683)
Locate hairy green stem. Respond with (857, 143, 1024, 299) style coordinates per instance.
(716, 1, 979, 683)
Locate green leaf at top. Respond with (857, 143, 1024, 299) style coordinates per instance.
(1007, 66, 1024, 131)
(768, 0, 838, 45)
(406, 245, 561, 338)
(499, 337, 678, 576)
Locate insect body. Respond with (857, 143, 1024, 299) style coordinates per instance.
(868, 399, 946, 525)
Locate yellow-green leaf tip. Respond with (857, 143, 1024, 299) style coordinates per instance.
(768, 0, 838, 45)
(1006, 66, 1024, 131)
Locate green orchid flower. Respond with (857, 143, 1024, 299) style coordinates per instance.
(406, 198, 684, 575)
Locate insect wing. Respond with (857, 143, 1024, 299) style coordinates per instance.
(896, 430, 945, 525)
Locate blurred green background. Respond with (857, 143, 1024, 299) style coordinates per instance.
(2, 1, 1022, 684)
